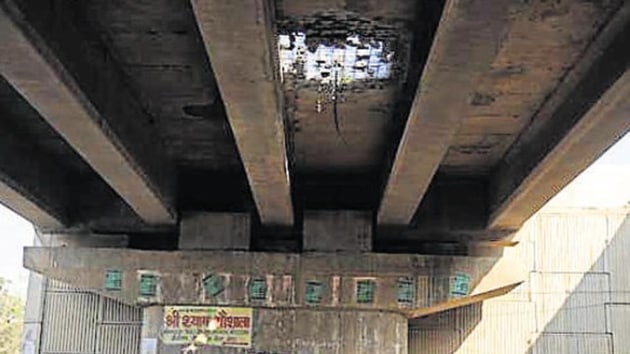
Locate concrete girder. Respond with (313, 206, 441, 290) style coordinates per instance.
(0, 123, 68, 228)
(488, 3, 630, 230)
(0, 1, 176, 225)
(24, 247, 525, 316)
(191, 0, 294, 226)
(377, 0, 513, 226)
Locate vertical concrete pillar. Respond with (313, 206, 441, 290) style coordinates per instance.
(21, 266, 46, 354)
(140, 307, 162, 354)
(253, 309, 408, 354)
(139, 307, 407, 354)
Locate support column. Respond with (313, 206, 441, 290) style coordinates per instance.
(140, 307, 162, 354)
(140, 306, 407, 354)
(21, 247, 45, 354)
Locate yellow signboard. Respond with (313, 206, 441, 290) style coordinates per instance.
(162, 306, 253, 348)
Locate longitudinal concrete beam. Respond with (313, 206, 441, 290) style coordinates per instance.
(489, 3, 630, 230)
(191, 0, 294, 225)
(0, 124, 68, 228)
(0, 1, 175, 225)
(378, 0, 512, 226)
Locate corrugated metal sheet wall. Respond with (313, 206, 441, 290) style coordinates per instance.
(40, 278, 142, 354)
(409, 207, 630, 354)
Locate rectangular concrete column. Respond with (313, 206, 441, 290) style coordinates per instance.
(140, 307, 162, 354)
(140, 306, 407, 354)
(21, 265, 46, 354)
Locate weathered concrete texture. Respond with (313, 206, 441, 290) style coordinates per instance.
(179, 213, 250, 251)
(443, 0, 624, 174)
(23, 248, 521, 314)
(78, 1, 240, 171)
(303, 210, 372, 252)
(37, 232, 129, 248)
(279, 0, 418, 23)
(488, 2, 630, 230)
(0, 0, 176, 225)
(288, 87, 399, 172)
(378, 0, 513, 226)
(277, 3, 413, 174)
(145, 307, 408, 354)
(191, 0, 294, 226)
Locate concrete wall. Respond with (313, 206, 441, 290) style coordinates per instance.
(410, 207, 630, 354)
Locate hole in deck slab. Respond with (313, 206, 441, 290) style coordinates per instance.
(278, 32, 394, 83)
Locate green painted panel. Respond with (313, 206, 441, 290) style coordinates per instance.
(104, 269, 122, 291)
(249, 278, 267, 301)
(356, 280, 375, 304)
(397, 277, 415, 304)
(139, 273, 159, 297)
(450, 273, 470, 298)
(305, 281, 324, 304)
(203, 273, 225, 297)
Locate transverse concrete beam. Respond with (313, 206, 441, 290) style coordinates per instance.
(378, 0, 512, 226)
(25, 247, 502, 309)
(0, 1, 175, 225)
(488, 3, 630, 230)
(191, 0, 294, 225)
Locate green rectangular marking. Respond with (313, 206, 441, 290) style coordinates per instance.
(450, 273, 470, 298)
(305, 281, 324, 305)
(203, 273, 225, 297)
(248, 278, 267, 301)
(104, 269, 122, 291)
(397, 277, 415, 304)
(356, 280, 375, 304)
(139, 273, 159, 297)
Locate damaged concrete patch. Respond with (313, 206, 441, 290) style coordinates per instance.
(277, 11, 410, 86)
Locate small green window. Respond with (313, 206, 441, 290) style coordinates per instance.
(397, 277, 415, 304)
(305, 281, 324, 305)
(356, 280, 375, 304)
(203, 274, 225, 297)
(104, 270, 122, 291)
(249, 278, 267, 301)
(139, 274, 159, 297)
